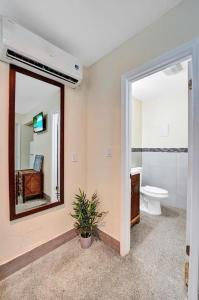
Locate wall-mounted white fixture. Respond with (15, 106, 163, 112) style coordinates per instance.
(71, 152, 78, 162)
(163, 63, 183, 76)
(0, 16, 82, 87)
(105, 148, 112, 158)
(160, 124, 169, 137)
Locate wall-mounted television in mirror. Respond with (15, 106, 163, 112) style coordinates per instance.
(33, 112, 46, 133)
(9, 65, 64, 220)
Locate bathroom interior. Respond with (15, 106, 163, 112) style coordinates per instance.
(130, 59, 190, 292)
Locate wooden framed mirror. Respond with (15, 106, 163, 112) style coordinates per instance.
(9, 65, 64, 220)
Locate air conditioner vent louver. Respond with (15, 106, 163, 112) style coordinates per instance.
(7, 49, 78, 84)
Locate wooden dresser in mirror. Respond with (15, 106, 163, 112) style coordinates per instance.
(16, 155, 44, 203)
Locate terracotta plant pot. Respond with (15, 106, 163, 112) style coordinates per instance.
(80, 235, 92, 249)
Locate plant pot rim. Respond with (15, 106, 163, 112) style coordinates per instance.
(80, 233, 91, 238)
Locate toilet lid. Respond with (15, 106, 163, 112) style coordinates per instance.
(142, 185, 168, 195)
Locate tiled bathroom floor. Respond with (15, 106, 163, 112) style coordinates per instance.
(131, 206, 187, 299)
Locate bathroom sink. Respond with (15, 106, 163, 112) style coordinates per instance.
(131, 167, 142, 175)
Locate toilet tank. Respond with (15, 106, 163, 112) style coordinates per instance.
(131, 167, 142, 187)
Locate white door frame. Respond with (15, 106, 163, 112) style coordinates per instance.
(121, 38, 199, 300)
(51, 112, 60, 201)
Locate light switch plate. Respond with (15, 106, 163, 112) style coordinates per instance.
(71, 152, 78, 162)
(105, 148, 112, 157)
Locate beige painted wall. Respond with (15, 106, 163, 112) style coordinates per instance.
(131, 91, 188, 149)
(142, 93, 188, 148)
(132, 98, 142, 148)
(15, 113, 33, 170)
(0, 62, 87, 264)
(19, 125, 33, 169)
(86, 0, 199, 241)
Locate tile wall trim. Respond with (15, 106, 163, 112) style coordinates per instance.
(131, 148, 188, 153)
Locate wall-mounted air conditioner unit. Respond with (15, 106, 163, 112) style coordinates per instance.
(0, 16, 82, 87)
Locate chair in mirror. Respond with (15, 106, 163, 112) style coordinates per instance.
(10, 65, 64, 219)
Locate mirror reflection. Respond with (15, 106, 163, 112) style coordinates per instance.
(15, 72, 61, 214)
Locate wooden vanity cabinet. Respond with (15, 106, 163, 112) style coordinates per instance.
(130, 173, 140, 226)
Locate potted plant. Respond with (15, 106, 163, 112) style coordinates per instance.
(71, 189, 106, 249)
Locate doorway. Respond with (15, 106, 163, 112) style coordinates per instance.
(121, 40, 199, 300)
(130, 58, 189, 299)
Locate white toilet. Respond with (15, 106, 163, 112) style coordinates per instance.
(131, 167, 168, 215)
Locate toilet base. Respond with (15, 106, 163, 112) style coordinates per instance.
(140, 194, 162, 215)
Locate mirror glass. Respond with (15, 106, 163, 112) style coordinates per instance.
(14, 72, 61, 214)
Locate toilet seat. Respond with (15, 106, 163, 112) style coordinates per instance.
(141, 185, 168, 198)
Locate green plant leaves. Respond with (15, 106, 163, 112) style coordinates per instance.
(70, 189, 107, 237)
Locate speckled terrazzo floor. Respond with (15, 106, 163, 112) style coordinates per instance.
(0, 206, 187, 300)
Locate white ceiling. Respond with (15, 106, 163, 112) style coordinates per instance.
(0, 0, 182, 66)
(15, 73, 59, 114)
(132, 60, 188, 102)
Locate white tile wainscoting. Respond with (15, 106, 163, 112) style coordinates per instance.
(132, 149, 188, 209)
